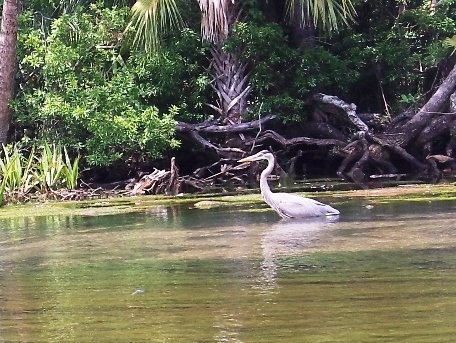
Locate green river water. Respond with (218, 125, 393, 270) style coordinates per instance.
(0, 196, 456, 342)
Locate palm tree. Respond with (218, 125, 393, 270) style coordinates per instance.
(125, 0, 356, 124)
(199, 0, 249, 125)
(0, 0, 21, 144)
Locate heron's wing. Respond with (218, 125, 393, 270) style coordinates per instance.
(273, 192, 339, 218)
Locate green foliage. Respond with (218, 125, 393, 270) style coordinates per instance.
(63, 146, 80, 189)
(225, 0, 456, 120)
(293, 46, 359, 96)
(12, 0, 456, 160)
(129, 29, 211, 122)
(0, 143, 80, 206)
(443, 35, 456, 54)
(34, 144, 69, 191)
(15, 5, 183, 166)
(123, 0, 183, 53)
(338, 0, 456, 113)
(227, 22, 357, 122)
(0, 145, 37, 199)
(398, 93, 420, 105)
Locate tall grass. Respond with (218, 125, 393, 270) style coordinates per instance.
(63, 146, 80, 189)
(0, 143, 80, 206)
(34, 144, 67, 192)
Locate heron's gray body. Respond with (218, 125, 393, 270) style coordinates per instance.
(239, 150, 339, 219)
(262, 191, 339, 218)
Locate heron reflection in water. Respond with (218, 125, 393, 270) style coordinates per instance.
(238, 150, 339, 218)
(258, 216, 339, 292)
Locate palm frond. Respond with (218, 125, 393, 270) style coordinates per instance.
(286, 0, 356, 33)
(444, 35, 456, 47)
(444, 35, 456, 52)
(124, 0, 183, 53)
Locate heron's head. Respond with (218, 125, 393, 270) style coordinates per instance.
(238, 150, 272, 163)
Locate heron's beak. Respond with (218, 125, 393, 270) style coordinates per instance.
(238, 156, 251, 163)
(238, 155, 258, 163)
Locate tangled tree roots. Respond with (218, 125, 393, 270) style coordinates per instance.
(171, 88, 456, 189)
(88, 64, 456, 195)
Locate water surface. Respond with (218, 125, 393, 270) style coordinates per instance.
(1, 199, 456, 342)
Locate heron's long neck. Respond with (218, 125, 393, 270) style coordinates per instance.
(259, 155, 275, 198)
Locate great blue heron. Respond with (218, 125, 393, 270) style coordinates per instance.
(238, 150, 340, 218)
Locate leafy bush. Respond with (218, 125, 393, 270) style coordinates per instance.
(128, 28, 211, 123)
(337, 0, 456, 113)
(14, 5, 181, 166)
(226, 22, 357, 122)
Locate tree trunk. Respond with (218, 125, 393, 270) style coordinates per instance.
(197, 0, 252, 125)
(400, 61, 456, 146)
(209, 47, 251, 125)
(0, 0, 20, 144)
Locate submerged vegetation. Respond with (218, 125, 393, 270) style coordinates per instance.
(0, 181, 455, 220)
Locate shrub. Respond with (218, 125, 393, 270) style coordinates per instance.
(14, 5, 181, 166)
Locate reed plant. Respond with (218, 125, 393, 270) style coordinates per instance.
(0, 143, 80, 205)
(34, 144, 67, 192)
(0, 145, 37, 198)
(63, 147, 80, 190)
(0, 150, 17, 205)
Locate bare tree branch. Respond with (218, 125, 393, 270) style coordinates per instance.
(246, 129, 346, 148)
(175, 114, 276, 133)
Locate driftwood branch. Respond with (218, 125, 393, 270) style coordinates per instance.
(246, 129, 347, 148)
(189, 130, 245, 154)
(131, 169, 170, 195)
(314, 93, 369, 132)
(314, 92, 429, 173)
(175, 115, 276, 155)
(337, 144, 363, 178)
(130, 158, 183, 195)
(175, 114, 276, 133)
